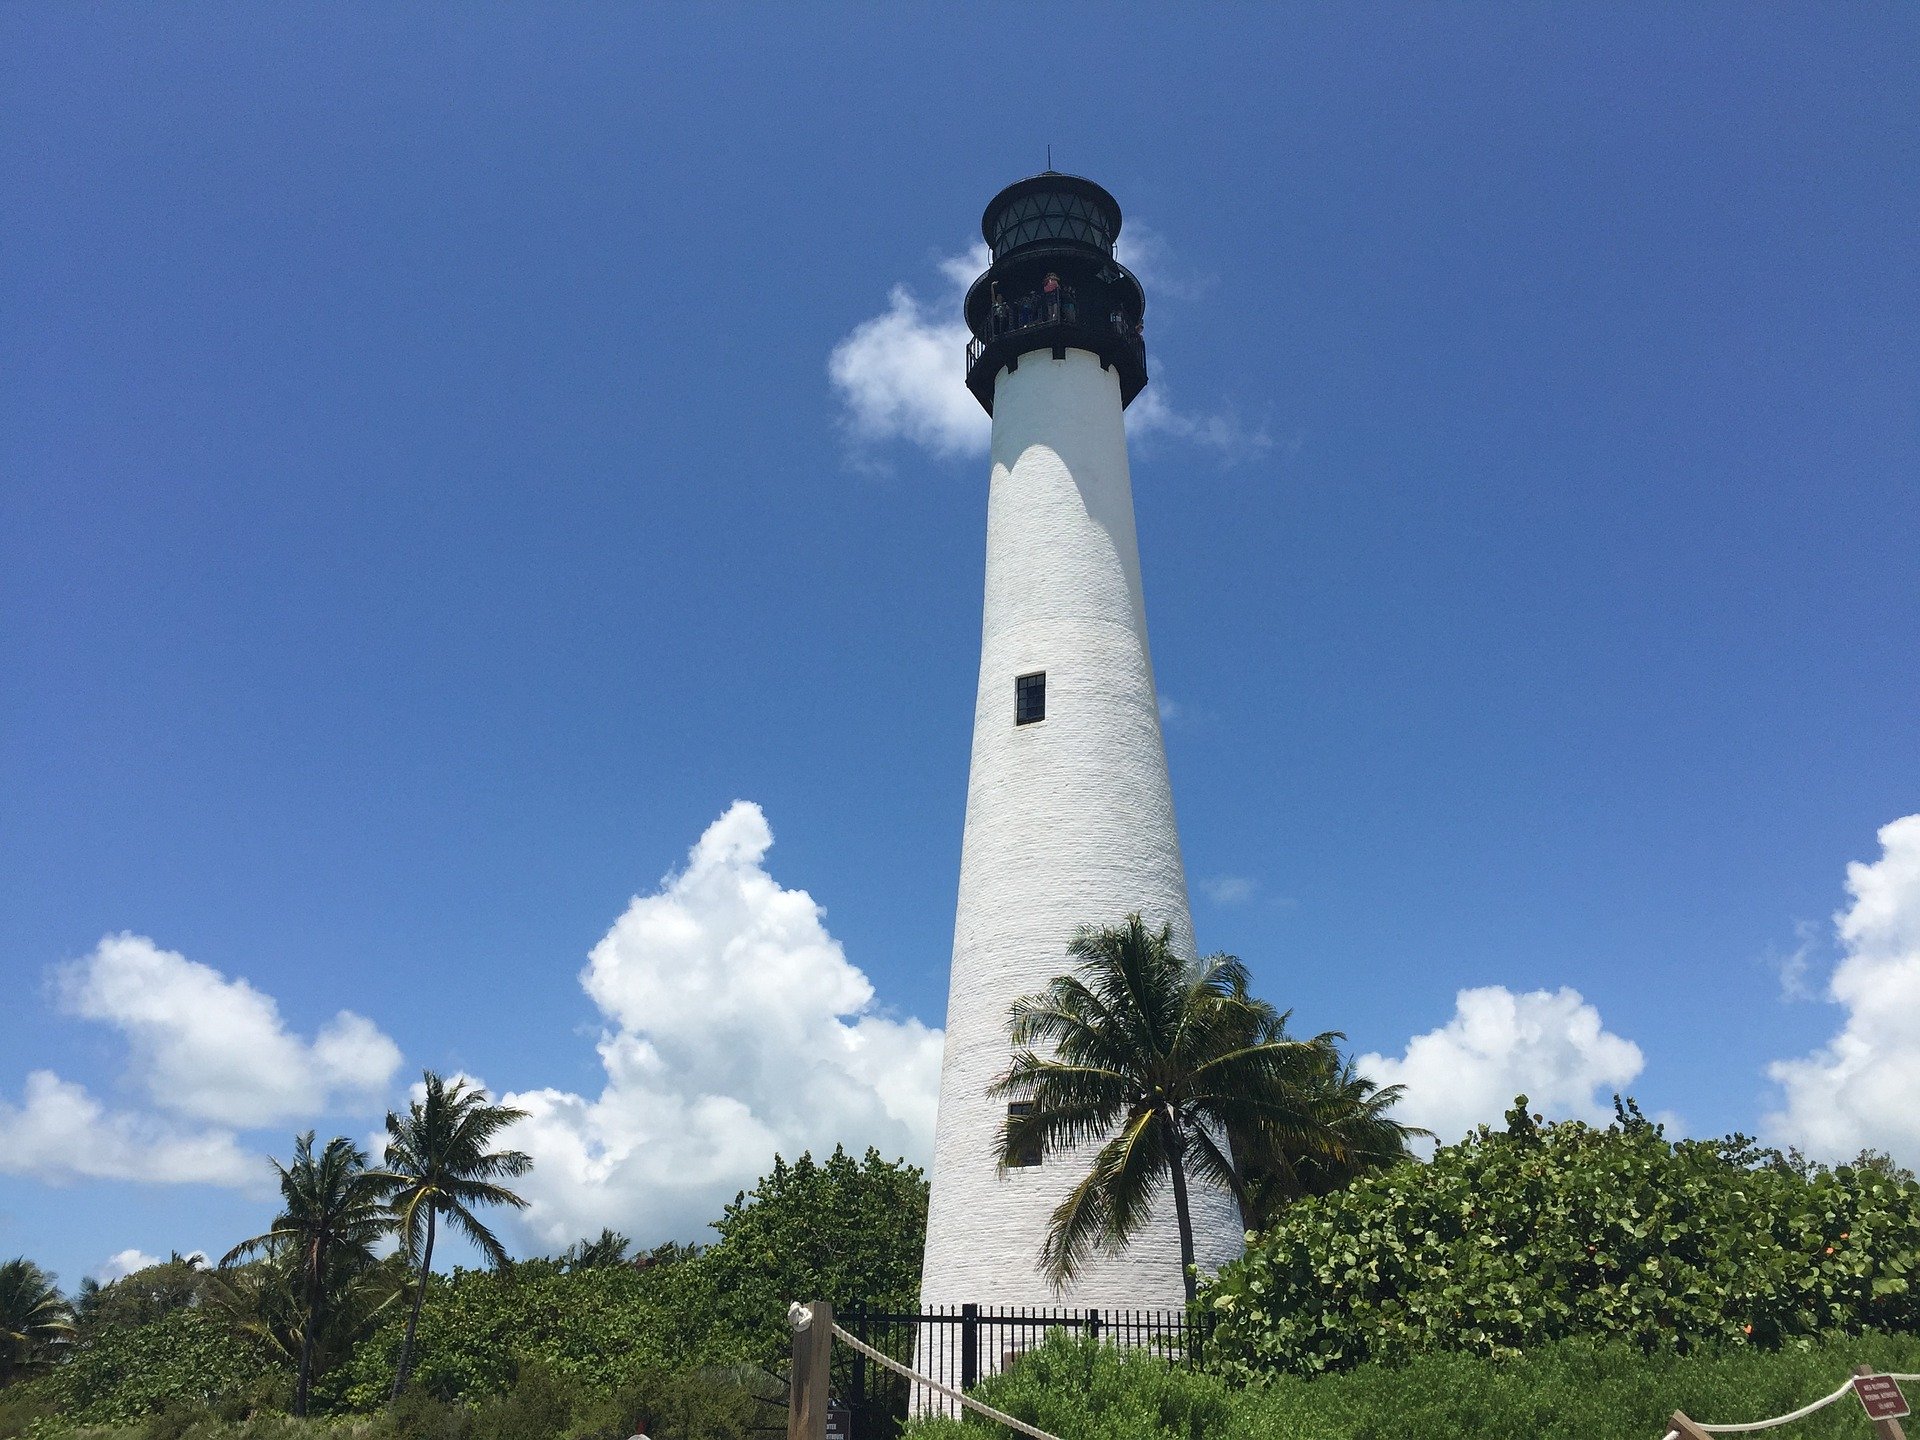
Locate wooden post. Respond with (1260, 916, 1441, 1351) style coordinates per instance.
(1670, 1412, 1714, 1440)
(789, 1300, 834, 1440)
(1855, 1365, 1910, 1440)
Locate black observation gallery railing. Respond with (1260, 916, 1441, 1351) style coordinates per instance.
(965, 294, 1146, 376)
(832, 1303, 1206, 1440)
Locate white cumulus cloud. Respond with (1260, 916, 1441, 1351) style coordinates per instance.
(0, 1071, 263, 1189)
(828, 239, 1271, 467)
(1766, 814, 1920, 1164)
(90, 1248, 163, 1283)
(829, 282, 988, 460)
(1360, 985, 1645, 1146)
(502, 801, 943, 1249)
(55, 932, 402, 1128)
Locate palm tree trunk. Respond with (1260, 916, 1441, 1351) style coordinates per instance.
(391, 1207, 436, 1401)
(1165, 1119, 1199, 1304)
(296, 1251, 321, 1417)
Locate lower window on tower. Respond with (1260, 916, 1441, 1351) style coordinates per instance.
(1005, 1101, 1043, 1168)
(1015, 671, 1046, 725)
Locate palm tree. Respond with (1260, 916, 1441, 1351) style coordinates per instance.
(1229, 1045, 1426, 1230)
(0, 1258, 73, 1385)
(991, 915, 1333, 1302)
(222, 1133, 394, 1416)
(382, 1072, 531, 1398)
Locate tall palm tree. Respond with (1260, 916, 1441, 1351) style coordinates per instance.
(222, 1133, 394, 1416)
(382, 1072, 531, 1398)
(991, 915, 1333, 1302)
(0, 1258, 73, 1385)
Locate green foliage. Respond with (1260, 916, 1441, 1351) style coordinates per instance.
(1203, 1100, 1920, 1377)
(552, 1232, 633, 1274)
(0, 1259, 74, 1385)
(74, 1257, 215, 1340)
(209, 1254, 407, 1408)
(0, 1375, 58, 1438)
(46, 1305, 281, 1426)
(697, 1146, 928, 1365)
(38, 1359, 764, 1440)
(908, 1330, 1920, 1440)
(327, 1258, 719, 1409)
(1230, 1044, 1426, 1232)
(22, 1145, 916, 1429)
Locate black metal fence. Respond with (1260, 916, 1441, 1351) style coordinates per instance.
(836, 1304, 1206, 1440)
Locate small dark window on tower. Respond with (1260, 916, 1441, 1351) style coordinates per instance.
(1006, 1102, 1042, 1168)
(1015, 671, 1046, 725)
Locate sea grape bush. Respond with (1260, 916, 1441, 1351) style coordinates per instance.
(1202, 1100, 1920, 1377)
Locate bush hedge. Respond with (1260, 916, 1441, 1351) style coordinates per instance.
(1203, 1106, 1920, 1377)
(908, 1330, 1920, 1440)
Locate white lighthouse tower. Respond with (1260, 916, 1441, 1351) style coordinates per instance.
(918, 174, 1242, 1319)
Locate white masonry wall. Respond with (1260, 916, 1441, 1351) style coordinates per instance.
(918, 347, 1243, 1322)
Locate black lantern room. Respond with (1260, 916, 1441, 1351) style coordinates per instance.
(963, 173, 1148, 415)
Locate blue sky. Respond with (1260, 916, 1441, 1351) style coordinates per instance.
(4, 6, 1916, 1289)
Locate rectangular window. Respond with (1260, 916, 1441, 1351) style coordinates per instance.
(1006, 1102, 1042, 1168)
(1015, 671, 1046, 725)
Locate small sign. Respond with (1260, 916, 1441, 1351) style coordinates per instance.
(1855, 1374, 1910, 1421)
(825, 1401, 853, 1440)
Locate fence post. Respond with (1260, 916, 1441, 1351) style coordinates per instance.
(1855, 1365, 1910, 1440)
(1669, 1414, 1713, 1440)
(1086, 1308, 1101, 1342)
(849, 1308, 866, 1436)
(789, 1300, 834, 1440)
(960, 1303, 979, 1391)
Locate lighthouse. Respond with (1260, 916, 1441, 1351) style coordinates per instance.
(918, 174, 1243, 1317)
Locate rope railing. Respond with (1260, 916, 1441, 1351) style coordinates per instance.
(788, 1301, 1067, 1440)
(1666, 1368, 1918, 1438)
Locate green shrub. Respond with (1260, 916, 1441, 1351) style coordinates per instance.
(0, 1378, 58, 1439)
(697, 1148, 927, 1367)
(45, 1307, 281, 1426)
(907, 1330, 1920, 1440)
(1204, 1108, 1920, 1377)
(326, 1259, 716, 1410)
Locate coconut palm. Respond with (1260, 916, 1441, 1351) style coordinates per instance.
(223, 1133, 394, 1415)
(382, 1071, 531, 1398)
(991, 915, 1334, 1302)
(0, 1258, 73, 1385)
(1229, 1044, 1426, 1230)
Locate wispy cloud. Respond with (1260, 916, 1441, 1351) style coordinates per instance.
(1125, 384, 1274, 466)
(1116, 221, 1214, 304)
(1768, 919, 1823, 1002)
(1200, 875, 1258, 905)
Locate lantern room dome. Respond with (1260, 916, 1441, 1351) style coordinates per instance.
(980, 172, 1123, 261)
